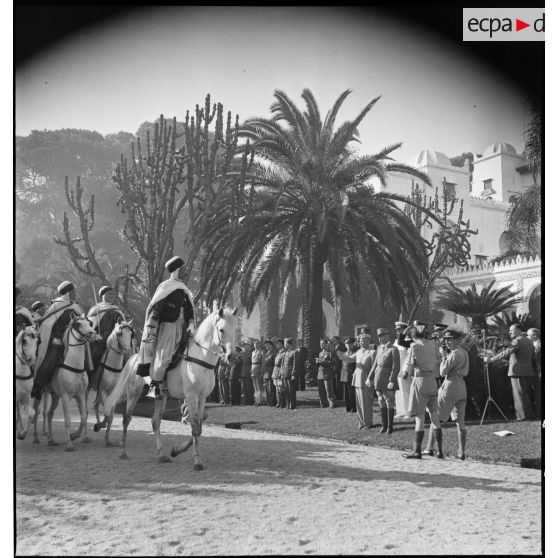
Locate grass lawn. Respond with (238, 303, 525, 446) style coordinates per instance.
(132, 385, 542, 468)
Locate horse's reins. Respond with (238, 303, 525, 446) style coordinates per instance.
(183, 324, 223, 370)
(60, 322, 93, 374)
(99, 325, 132, 374)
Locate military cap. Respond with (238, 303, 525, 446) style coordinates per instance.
(99, 285, 113, 298)
(377, 327, 390, 336)
(31, 301, 45, 312)
(412, 320, 427, 334)
(358, 332, 372, 340)
(394, 321, 408, 328)
(443, 329, 462, 340)
(264, 338, 274, 345)
(434, 323, 448, 331)
(165, 256, 185, 273)
(344, 336, 356, 343)
(273, 337, 284, 344)
(57, 281, 75, 295)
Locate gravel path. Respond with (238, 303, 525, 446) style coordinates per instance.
(16, 408, 541, 555)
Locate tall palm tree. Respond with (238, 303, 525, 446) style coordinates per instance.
(435, 279, 522, 330)
(200, 89, 434, 358)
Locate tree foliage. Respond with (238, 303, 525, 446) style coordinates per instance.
(198, 88, 433, 357)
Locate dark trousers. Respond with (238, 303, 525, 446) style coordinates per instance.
(297, 370, 306, 391)
(32, 345, 63, 396)
(286, 377, 298, 409)
(265, 379, 277, 406)
(241, 376, 254, 405)
(229, 379, 241, 405)
(343, 381, 356, 412)
(510, 376, 535, 420)
(334, 371, 343, 400)
(281, 380, 290, 408)
(318, 378, 335, 407)
(219, 378, 230, 404)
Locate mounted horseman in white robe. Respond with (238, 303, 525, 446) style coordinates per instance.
(136, 256, 196, 399)
(87, 285, 126, 389)
(31, 281, 86, 400)
(15, 286, 34, 337)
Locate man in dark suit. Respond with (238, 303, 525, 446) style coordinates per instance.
(294, 339, 308, 391)
(331, 336, 346, 400)
(485, 324, 538, 420)
(229, 346, 243, 405)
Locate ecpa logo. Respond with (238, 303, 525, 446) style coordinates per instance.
(463, 8, 544, 41)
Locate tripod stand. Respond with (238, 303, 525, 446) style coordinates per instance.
(480, 361, 508, 425)
(479, 330, 508, 425)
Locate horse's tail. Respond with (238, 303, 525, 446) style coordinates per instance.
(105, 354, 138, 415)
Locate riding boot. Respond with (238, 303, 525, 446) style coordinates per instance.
(457, 429, 467, 460)
(147, 380, 162, 400)
(379, 407, 388, 433)
(387, 408, 395, 434)
(422, 426, 435, 456)
(435, 427, 444, 459)
(403, 430, 424, 459)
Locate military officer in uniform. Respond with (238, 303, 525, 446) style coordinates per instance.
(263, 339, 277, 406)
(340, 336, 357, 413)
(281, 337, 298, 410)
(250, 339, 264, 406)
(294, 339, 308, 392)
(423, 329, 469, 459)
(138, 256, 196, 399)
(366, 328, 400, 434)
(401, 321, 443, 459)
(338, 332, 376, 429)
(432, 323, 448, 388)
(316, 338, 336, 409)
(272, 338, 286, 408)
(239, 341, 254, 405)
(229, 346, 243, 405)
(394, 321, 411, 418)
(31, 281, 83, 400)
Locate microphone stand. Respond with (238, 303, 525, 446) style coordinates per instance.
(480, 329, 508, 425)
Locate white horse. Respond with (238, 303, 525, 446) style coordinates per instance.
(15, 326, 39, 440)
(46, 316, 101, 451)
(106, 307, 237, 469)
(90, 319, 134, 446)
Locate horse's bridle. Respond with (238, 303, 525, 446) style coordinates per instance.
(100, 323, 133, 373)
(184, 317, 226, 369)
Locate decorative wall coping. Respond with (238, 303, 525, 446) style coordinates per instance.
(468, 196, 510, 209)
(432, 254, 541, 286)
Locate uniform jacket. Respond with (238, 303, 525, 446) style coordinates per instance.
(250, 348, 263, 376)
(340, 350, 356, 383)
(239, 349, 252, 378)
(263, 349, 276, 380)
(272, 349, 285, 380)
(369, 342, 400, 391)
(281, 348, 296, 379)
(218, 356, 230, 380)
(230, 356, 242, 381)
(492, 335, 537, 377)
(404, 339, 441, 377)
(341, 347, 375, 388)
(316, 349, 333, 380)
(332, 343, 346, 375)
(440, 347, 469, 380)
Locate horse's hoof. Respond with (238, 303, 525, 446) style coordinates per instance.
(170, 447, 178, 458)
(64, 446, 75, 452)
(47, 440, 60, 447)
(93, 424, 101, 432)
(158, 455, 172, 464)
(194, 463, 204, 471)
(70, 432, 80, 441)
(82, 437, 91, 444)
(119, 453, 129, 460)
(17, 433, 26, 441)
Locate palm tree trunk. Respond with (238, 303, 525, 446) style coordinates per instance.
(303, 242, 327, 363)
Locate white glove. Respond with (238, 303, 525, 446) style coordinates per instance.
(187, 322, 196, 335)
(365, 378, 371, 388)
(387, 381, 395, 390)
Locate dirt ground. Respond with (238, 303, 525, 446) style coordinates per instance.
(15, 405, 541, 556)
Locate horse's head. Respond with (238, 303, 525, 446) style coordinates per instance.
(113, 318, 134, 354)
(213, 307, 238, 359)
(18, 326, 39, 367)
(72, 315, 102, 343)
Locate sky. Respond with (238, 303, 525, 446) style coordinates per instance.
(16, 6, 540, 163)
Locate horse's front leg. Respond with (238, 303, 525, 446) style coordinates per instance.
(191, 398, 206, 471)
(93, 387, 107, 433)
(46, 393, 61, 446)
(60, 393, 75, 451)
(120, 380, 142, 459)
(152, 394, 171, 463)
(42, 393, 50, 436)
(17, 395, 32, 440)
(101, 388, 116, 447)
(73, 390, 90, 443)
(170, 399, 194, 459)
(16, 399, 23, 439)
(32, 397, 41, 444)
